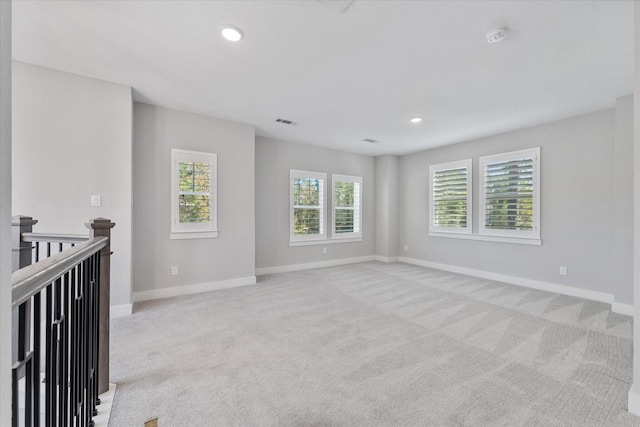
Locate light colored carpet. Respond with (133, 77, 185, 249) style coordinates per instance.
(109, 262, 639, 426)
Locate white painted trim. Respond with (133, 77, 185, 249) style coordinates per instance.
(133, 276, 257, 302)
(170, 230, 219, 240)
(428, 231, 542, 246)
(633, 3, 640, 409)
(110, 304, 132, 318)
(398, 257, 614, 304)
(289, 237, 362, 247)
(256, 255, 375, 276)
(612, 302, 634, 317)
(375, 255, 399, 263)
(629, 388, 640, 416)
(94, 383, 117, 427)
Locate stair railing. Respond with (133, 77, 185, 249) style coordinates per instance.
(11, 216, 115, 427)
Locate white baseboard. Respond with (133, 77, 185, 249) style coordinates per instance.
(256, 255, 376, 276)
(612, 302, 634, 317)
(94, 383, 116, 427)
(375, 255, 399, 263)
(133, 276, 257, 302)
(110, 304, 132, 318)
(629, 388, 640, 416)
(398, 257, 615, 305)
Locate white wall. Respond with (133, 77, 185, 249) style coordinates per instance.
(399, 107, 633, 305)
(0, 1, 11, 424)
(11, 62, 133, 310)
(375, 155, 399, 260)
(132, 103, 255, 300)
(255, 137, 375, 271)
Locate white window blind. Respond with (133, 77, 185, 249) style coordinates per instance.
(429, 159, 472, 234)
(332, 174, 362, 239)
(479, 148, 540, 240)
(171, 149, 218, 239)
(290, 170, 326, 242)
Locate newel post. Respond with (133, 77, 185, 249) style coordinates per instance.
(12, 215, 37, 272)
(11, 215, 37, 365)
(87, 217, 115, 395)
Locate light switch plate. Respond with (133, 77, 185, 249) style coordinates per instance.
(91, 195, 102, 207)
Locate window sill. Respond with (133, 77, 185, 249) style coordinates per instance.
(428, 232, 541, 246)
(289, 237, 363, 247)
(170, 230, 219, 240)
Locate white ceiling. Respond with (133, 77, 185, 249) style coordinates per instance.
(12, 1, 634, 156)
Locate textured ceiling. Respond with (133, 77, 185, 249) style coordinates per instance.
(12, 1, 634, 155)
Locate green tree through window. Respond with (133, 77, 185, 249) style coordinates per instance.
(479, 147, 539, 240)
(178, 161, 211, 223)
(429, 159, 472, 234)
(335, 181, 355, 233)
(293, 177, 321, 234)
(484, 159, 533, 230)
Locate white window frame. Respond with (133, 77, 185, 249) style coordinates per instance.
(478, 147, 540, 242)
(331, 174, 363, 240)
(290, 169, 327, 244)
(429, 159, 472, 235)
(170, 148, 218, 240)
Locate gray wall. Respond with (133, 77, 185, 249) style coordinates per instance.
(613, 95, 634, 304)
(255, 137, 375, 269)
(375, 155, 399, 259)
(0, 1, 11, 423)
(631, 1, 640, 400)
(133, 103, 255, 294)
(399, 107, 633, 304)
(11, 62, 133, 309)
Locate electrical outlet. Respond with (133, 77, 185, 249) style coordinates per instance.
(322, 247, 327, 254)
(171, 266, 178, 276)
(559, 266, 567, 276)
(404, 245, 408, 251)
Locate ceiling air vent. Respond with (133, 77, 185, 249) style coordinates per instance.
(364, 139, 378, 144)
(276, 118, 296, 125)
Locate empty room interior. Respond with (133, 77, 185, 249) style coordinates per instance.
(3, 0, 640, 426)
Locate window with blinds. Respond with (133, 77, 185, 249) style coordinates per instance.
(479, 148, 540, 239)
(429, 159, 472, 234)
(171, 149, 218, 239)
(332, 175, 362, 239)
(290, 170, 326, 242)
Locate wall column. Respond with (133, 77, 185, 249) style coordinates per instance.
(0, 1, 12, 425)
(629, 0, 640, 416)
(375, 155, 399, 262)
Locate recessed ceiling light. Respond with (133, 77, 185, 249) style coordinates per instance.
(486, 27, 508, 43)
(221, 25, 244, 42)
(410, 117, 422, 124)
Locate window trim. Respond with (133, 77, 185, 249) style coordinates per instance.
(428, 231, 541, 246)
(170, 148, 218, 240)
(331, 174, 363, 240)
(478, 147, 540, 241)
(429, 159, 472, 235)
(290, 169, 327, 243)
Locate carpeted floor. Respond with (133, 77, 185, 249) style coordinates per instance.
(109, 262, 639, 426)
